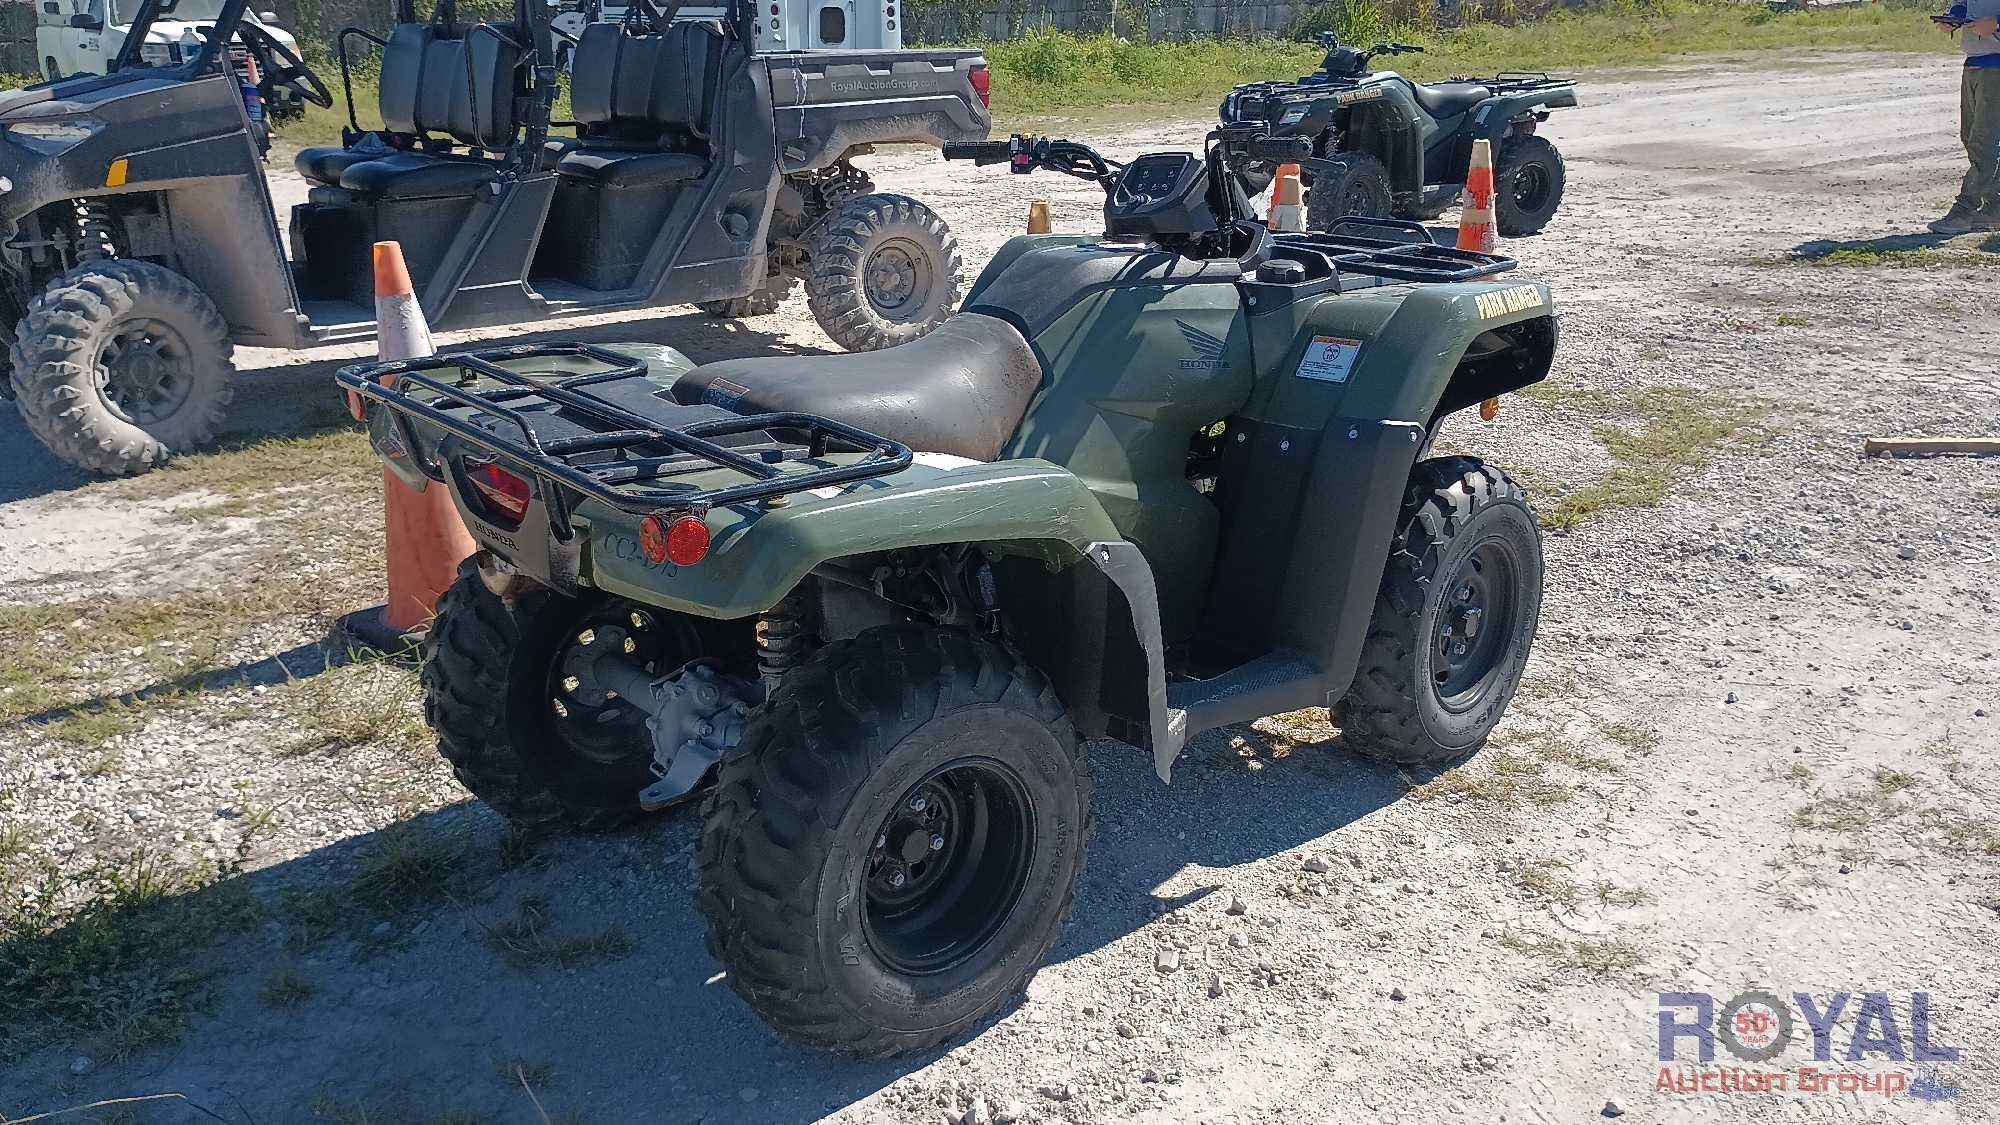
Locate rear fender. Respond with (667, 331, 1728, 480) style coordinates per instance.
(1334, 280, 1557, 426)
(583, 456, 1123, 620)
(1471, 89, 1574, 143)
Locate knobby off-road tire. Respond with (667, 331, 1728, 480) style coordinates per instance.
(1305, 152, 1394, 231)
(698, 624, 1092, 1056)
(805, 193, 963, 353)
(422, 562, 704, 833)
(8, 260, 233, 476)
(1335, 456, 1543, 766)
(696, 271, 795, 319)
(1494, 135, 1566, 237)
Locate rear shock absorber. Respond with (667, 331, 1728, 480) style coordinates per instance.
(73, 199, 115, 263)
(754, 592, 814, 694)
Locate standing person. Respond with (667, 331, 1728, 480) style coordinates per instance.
(1933, 1, 2000, 234)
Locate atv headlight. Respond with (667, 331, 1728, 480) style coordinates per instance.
(6, 117, 105, 155)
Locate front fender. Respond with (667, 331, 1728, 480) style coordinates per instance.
(583, 456, 1125, 619)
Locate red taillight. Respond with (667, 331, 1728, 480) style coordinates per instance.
(467, 462, 531, 525)
(970, 67, 991, 108)
(640, 512, 711, 567)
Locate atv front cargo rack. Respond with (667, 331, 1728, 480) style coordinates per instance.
(1278, 216, 1517, 283)
(336, 343, 914, 528)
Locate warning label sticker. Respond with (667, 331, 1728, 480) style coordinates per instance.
(1293, 336, 1362, 383)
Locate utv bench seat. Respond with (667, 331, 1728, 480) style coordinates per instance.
(668, 314, 1042, 464)
(1412, 81, 1491, 117)
(295, 21, 518, 198)
(554, 148, 706, 188)
(551, 21, 721, 187)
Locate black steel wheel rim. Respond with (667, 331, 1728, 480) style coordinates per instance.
(543, 603, 695, 767)
(863, 236, 933, 322)
(861, 757, 1035, 977)
(1342, 178, 1379, 214)
(1431, 538, 1521, 711)
(99, 319, 195, 426)
(1511, 163, 1552, 213)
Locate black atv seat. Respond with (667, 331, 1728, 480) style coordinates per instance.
(669, 314, 1043, 463)
(553, 21, 724, 189)
(295, 22, 519, 196)
(1412, 81, 1492, 118)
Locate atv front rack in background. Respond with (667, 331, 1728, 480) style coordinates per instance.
(1276, 216, 1517, 284)
(336, 343, 913, 534)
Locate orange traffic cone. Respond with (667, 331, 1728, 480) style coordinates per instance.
(339, 242, 476, 654)
(1456, 139, 1497, 255)
(1026, 199, 1052, 234)
(1267, 163, 1304, 232)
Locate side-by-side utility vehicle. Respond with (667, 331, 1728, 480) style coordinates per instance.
(1221, 34, 1577, 234)
(0, 0, 990, 476)
(341, 126, 1558, 1055)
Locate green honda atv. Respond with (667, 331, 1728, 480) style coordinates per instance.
(341, 127, 1557, 1056)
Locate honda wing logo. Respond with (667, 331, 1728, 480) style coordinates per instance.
(1177, 321, 1232, 370)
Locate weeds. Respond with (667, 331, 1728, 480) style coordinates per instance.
(1406, 749, 1573, 808)
(495, 1055, 557, 1089)
(348, 827, 473, 916)
(484, 896, 636, 971)
(1534, 386, 1761, 530)
(1496, 927, 1644, 976)
(0, 848, 259, 1061)
(260, 967, 320, 1009)
(279, 666, 429, 758)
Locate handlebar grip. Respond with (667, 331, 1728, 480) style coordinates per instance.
(1244, 136, 1313, 163)
(941, 141, 1014, 165)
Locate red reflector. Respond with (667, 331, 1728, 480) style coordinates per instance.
(640, 512, 711, 567)
(970, 67, 991, 108)
(467, 462, 531, 523)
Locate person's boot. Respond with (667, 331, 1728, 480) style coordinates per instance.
(1928, 204, 1985, 235)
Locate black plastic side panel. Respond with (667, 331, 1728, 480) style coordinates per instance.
(1192, 416, 1420, 704)
(425, 175, 557, 324)
(1274, 418, 1423, 698)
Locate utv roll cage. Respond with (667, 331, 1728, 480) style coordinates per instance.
(106, 0, 243, 74)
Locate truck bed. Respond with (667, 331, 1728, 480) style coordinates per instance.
(764, 48, 991, 171)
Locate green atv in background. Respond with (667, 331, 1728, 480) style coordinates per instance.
(342, 127, 1558, 1055)
(1221, 34, 1578, 234)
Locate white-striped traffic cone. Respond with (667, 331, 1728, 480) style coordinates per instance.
(1267, 163, 1304, 232)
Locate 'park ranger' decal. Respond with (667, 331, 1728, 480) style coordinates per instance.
(1474, 284, 1545, 319)
(1334, 86, 1384, 104)
(1293, 335, 1362, 383)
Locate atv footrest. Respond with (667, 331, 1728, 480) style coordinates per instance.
(337, 343, 914, 531)
(1167, 650, 1325, 737)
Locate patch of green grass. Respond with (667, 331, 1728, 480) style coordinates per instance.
(1775, 313, 1810, 327)
(1515, 855, 1582, 907)
(960, 1, 1948, 121)
(0, 848, 260, 1061)
(348, 827, 473, 917)
(1798, 246, 1990, 268)
(278, 886, 344, 953)
(260, 966, 320, 1009)
(112, 422, 377, 506)
(36, 699, 145, 748)
(1594, 881, 1653, 907)
(483, 896, 636, 971)
(1535, 386, 1761, 531)
(277, 666, 429, 758)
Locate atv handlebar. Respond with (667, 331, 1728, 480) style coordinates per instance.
(1365, 41, 1426, 59)
(943, 136, 1123, 191)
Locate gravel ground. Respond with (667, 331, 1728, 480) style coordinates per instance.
(2, 50, 1997, 1124)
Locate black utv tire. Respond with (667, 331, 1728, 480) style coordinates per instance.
(1305, 152, 1394, 231)
(696, 271, 795, 319)
(423, 562, 705, 834)
(1335, 457, 1543, 766)
(805, 193, 963, 353)
(698, 624, 1091, 1057)
(8, 260, 233, 476)
(1493, 135, 1566, 237)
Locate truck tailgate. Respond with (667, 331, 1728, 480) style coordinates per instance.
(764, 49, 991, 171)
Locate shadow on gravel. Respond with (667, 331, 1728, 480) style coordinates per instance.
(0, 309, 817, 506)
(6, 638, 355, 730)
(2, 725, 1403, 1123)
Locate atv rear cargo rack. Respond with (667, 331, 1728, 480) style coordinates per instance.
(336, 343, 914, 531)
(1277, 216, 1517, 284)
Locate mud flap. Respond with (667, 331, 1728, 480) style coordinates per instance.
(1082, 540, 1183, 783)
